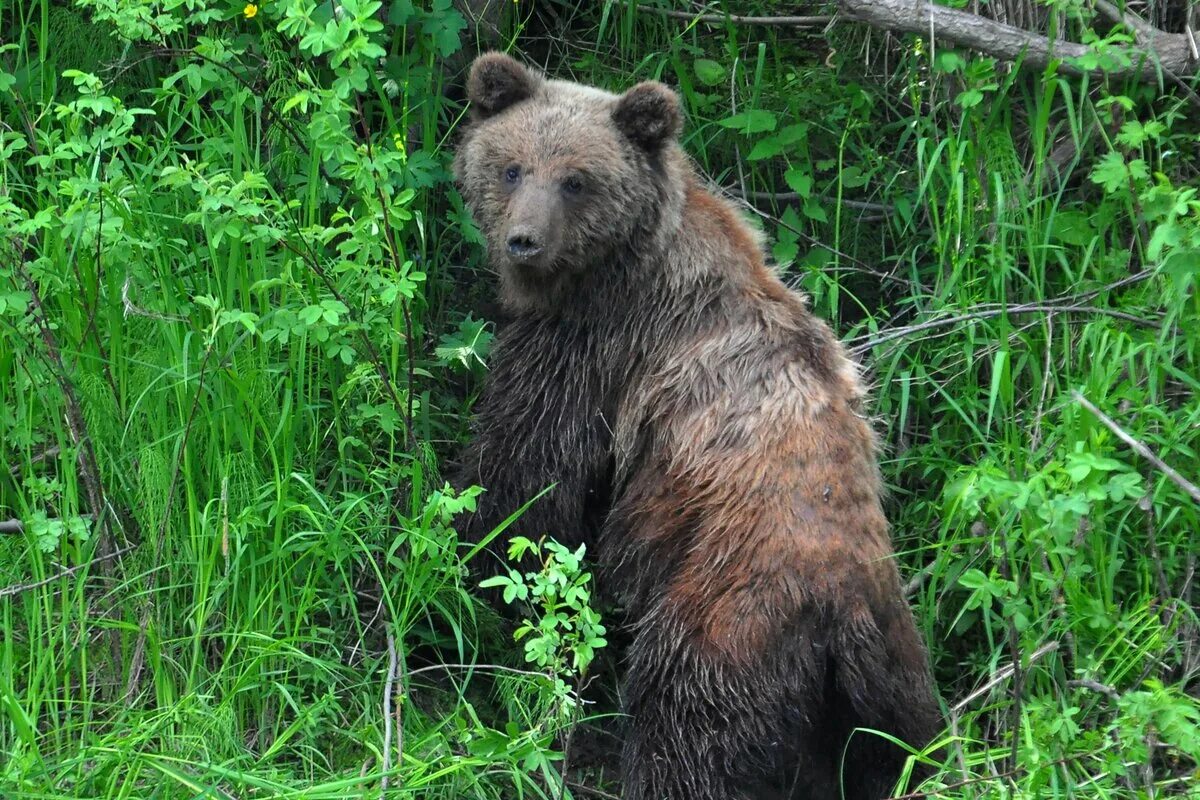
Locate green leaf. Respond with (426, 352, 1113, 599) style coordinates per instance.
(783, 169, 812, 198)
(718, 109, 777, 135)
(802, 197, 827, 223)
(958, 569, 990, 590)
(1090, 151, 1130, 194)
(1050, 211, 1097, 246)
(693, 58, 726, 86)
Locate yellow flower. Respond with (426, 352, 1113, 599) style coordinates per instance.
(243, 3, 257, 18)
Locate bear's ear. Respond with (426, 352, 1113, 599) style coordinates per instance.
(612, 81, 682, 151)
(467, 52, 541, 119)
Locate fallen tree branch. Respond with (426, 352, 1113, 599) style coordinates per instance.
(636, 4, 833, 27)
(1072, 390, 1200, 505)
(0, 519, 21, 534)
(838, 0, 1197, 79)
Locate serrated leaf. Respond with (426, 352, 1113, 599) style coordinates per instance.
(693, 58, 726, 86)
(784, 169, 812, 198)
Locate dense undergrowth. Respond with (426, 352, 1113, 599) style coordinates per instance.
(2, 0, 1199, 797)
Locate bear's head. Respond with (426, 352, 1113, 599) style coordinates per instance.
(455, 52, 685, 311)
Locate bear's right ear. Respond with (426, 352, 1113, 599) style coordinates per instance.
(612, 81, 682, 151)
(466, 52, 541, 119)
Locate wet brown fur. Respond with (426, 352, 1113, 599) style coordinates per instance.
(453, 53, 941, 800)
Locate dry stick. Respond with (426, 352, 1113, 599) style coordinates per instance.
(1072, 390, 1200, 505)
(0, 545, 135, 600)
(0, 519, 21, 534)
(903, 560, 938, 597)
(9, 445, 61, 475)
(1139, 493, 1173, 612)
(381, 628, 399, 793)
(852, 303, 1161, 355)
(635, 3, 833, 27)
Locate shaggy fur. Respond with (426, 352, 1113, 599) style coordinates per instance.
(453, 52, 941, 800)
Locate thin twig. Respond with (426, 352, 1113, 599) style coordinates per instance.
(566, 782, 623, 800)
(853, 303, 1161, 355)
(1072, 391, 1200, 505)
(404, 662, 554, 682)
(1068, 678, 1121, 701)
(884, 754, 1076, 799)
(1139, 493, 1173, 611)
(950, 641, 1059, 714)
(9, 445, 61, 475)
(635, 4, 834, 27)
(903, 560, 938, 597)
(735, 187, 894, 213)
(0, 545, 135, 599)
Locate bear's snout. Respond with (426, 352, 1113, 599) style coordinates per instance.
(506, 230, 543, 260)
(502, 182, 563, 272)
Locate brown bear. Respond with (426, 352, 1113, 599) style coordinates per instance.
(453, 52, 942, 800)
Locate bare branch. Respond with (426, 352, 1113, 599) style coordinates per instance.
(1073, 391, 1200, 505)
(1068, 678, 1121, 701)
(0, 519, 21, 534)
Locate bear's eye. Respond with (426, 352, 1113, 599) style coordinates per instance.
(562, 175, 584, 196)
(503, 165, 521, 184)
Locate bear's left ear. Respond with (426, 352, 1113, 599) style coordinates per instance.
(612, 81, 682, 151)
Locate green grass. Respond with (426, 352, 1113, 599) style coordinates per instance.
(2, 0, 1199, 798)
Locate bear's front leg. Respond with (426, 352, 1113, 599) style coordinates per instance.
(453, 318, 614, 577)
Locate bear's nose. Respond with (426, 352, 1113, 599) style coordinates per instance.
(506, 232, 543, 260)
